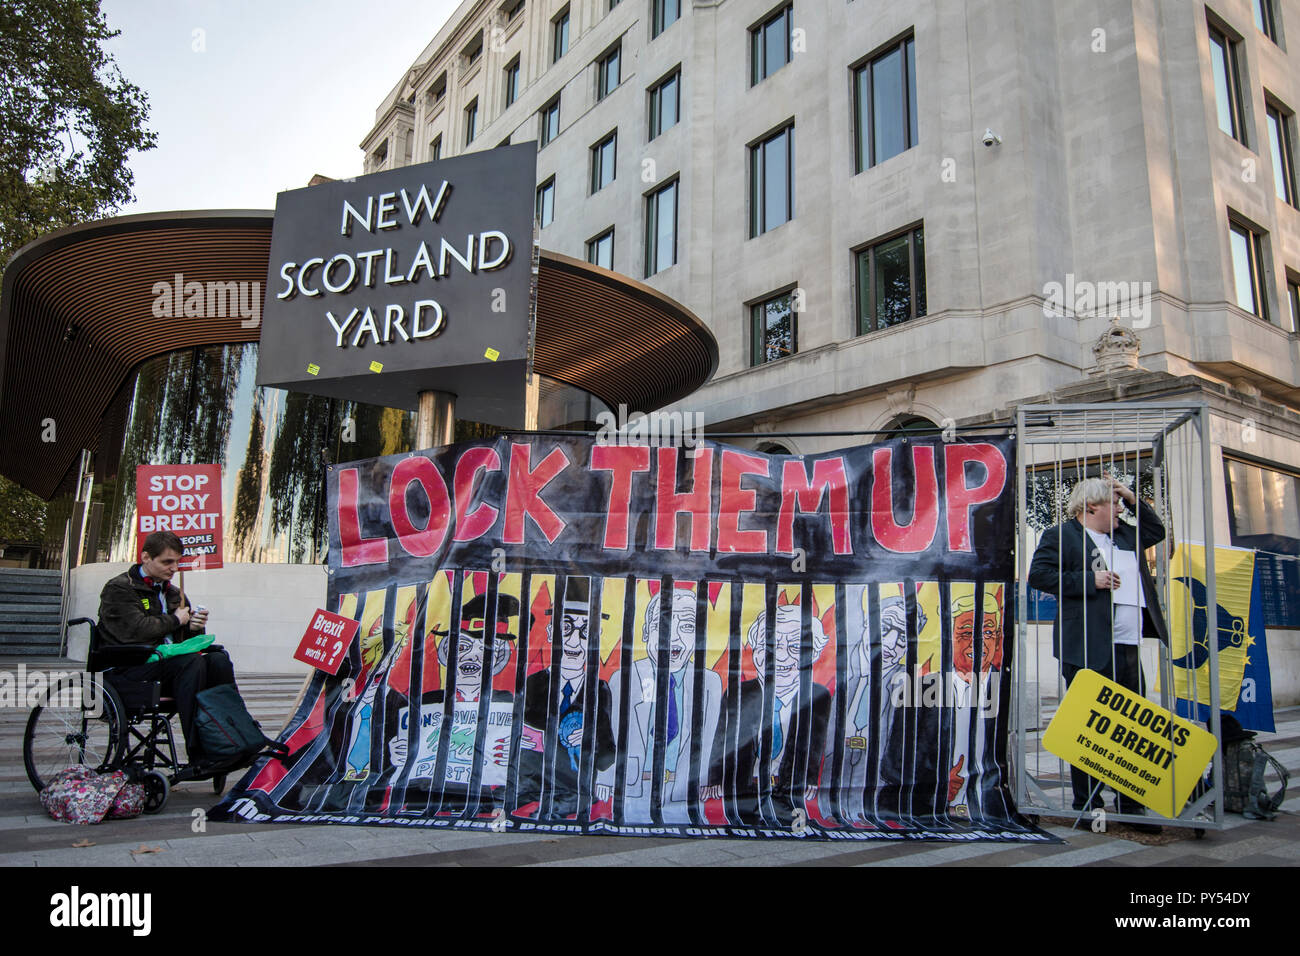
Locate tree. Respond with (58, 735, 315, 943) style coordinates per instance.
(0, 0, 157, 265)
(0, 474, 48, 540)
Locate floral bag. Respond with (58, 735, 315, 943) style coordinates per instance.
(39, 767, 146, 824)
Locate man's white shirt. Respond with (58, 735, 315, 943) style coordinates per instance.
(1085, 527, 1145, 646)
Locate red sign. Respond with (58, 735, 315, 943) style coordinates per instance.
(294, 608, 360, 675)
(135, 464, 224, 570)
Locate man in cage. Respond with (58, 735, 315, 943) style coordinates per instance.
(386, 591, 522, 812)
(613, 587, 722, 822)
(518, 577, 616, 816)
(723, 601, 832, 826)
(1028, 476, 1168, 821)
(847, 594, 915, 772)
(946, 588, 1004, 816)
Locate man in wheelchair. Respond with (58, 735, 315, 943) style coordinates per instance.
(98, 529, 237, 770)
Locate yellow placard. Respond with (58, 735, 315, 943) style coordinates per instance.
(307, 363, 320, 376)
(369, 360, 383, 373)
(484, 347, 500, 361)
(1042, 669, 1217, 817)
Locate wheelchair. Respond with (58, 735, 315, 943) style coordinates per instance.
(23, 618, 260, 813)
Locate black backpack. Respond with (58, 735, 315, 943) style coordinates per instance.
(194, 685, 288, 767)
(1221, 715, 1288, 820)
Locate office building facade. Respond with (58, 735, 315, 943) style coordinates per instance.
(363, 0, 1300, 698)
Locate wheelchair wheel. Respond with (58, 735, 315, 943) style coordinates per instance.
(23, 675, 125, 793)
(141, 770, 169, 814)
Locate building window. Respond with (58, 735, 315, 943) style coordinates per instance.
(587, 228, 615, 269)
(598, 44, 621, 100)
(464, 100, 478, 145)
(652, 0, 680, 38)
(1225, 457, 1300, 555)
(591, 130, 617, 192)
(1288, 273, 1300, 333)
(427, 73, 447, 107)
(856, 225, 926, 333)
(540, 97, 561, 146)
(1266, 101, 1297, 207)
(880, 415, 939, 440)
(504, 0, 525, 22)
(1229, 219, 1269, 321)
(504, 57, 521, 108)
(648, 68, 680, 139)
(854, 34, 917, 172)
(645, 178, 678, 276)
(1254, 0, 1279, 43)
(750, 289, 797, 365)
(553, 7, 570, 62)
(429, 134, 442, 161)
(536, 177, 555, 228)
(749, 123, 794, 237)
(1209, 21, 1248, 145)
(750, 4, 792, 85)
(464, 31, 484, 68)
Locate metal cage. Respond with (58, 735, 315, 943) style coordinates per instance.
(1015, 403, 1223, 831)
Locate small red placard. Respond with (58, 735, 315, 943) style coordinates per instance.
(293, 608, 360, 675)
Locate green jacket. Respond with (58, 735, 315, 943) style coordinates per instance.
(97, 565, 204, 647)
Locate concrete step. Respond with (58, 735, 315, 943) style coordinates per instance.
(0, 606, 61, 619)
(0, 630, 60, 646)
(0, 645, 62, 657)
(0, 623, 60, 635)
(0, 587, 61, 602)
(0, 571, 60, 590)
(0, 630, 61, 642)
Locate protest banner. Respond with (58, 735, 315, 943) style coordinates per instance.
(135, 464, 223, 570)
(214, 435, 1052, 842)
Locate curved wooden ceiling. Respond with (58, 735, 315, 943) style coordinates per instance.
(0, 212, 716, 500)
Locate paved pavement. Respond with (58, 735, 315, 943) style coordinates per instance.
(2, 657, 1296, 867)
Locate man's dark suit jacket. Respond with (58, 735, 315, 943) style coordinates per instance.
(719, 678, 831, 818)
(518, 668, 615, 814)
(1027, 499, 1169, 669)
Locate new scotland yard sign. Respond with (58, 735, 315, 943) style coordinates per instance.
(255, 144, 536, 427)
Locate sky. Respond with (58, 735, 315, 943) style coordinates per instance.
(102, 0, 464, 215)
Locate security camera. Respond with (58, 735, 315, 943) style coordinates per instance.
(982, 128, 1003, 147)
